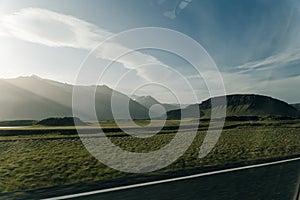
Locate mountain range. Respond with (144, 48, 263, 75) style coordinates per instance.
(0, 75, 149, 120)
(0, 76, 299, 120)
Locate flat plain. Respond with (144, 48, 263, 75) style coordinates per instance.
(0, 119, 299, 198)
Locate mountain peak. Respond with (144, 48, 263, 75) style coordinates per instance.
(0, 76, 149, 120)
(4, 75, 45, 82)
(30, 74, 43, 79)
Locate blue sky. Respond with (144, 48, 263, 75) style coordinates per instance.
(0, 0, 300, 103)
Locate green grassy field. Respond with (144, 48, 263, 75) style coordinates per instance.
(0, 120, 299, 194)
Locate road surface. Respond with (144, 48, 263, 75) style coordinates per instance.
(45, 158, 300, 200)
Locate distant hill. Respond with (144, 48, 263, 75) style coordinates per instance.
(0, 76, 149, 120)
(0, 120, 37, 127)
(131, 95, 179, 118)
(37, 117, 87, 126)
(166, 94, 300, 119)
(291, 103, 300, 111)
(133, 95, 179, 112)
(166, 105, 204, 120)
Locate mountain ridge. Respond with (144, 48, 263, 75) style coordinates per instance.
(0, 76, 149, 120)
(0, 76, 298, 120)
(291, 103, 300, 111)
(167, 94, 299, 119)
(132, 95, 179, 112)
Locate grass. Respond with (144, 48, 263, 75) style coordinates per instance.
(0, 120, 36, 127)
(0, 120, 299, 193)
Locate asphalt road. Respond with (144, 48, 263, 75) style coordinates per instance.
(48, 158, 300, 200)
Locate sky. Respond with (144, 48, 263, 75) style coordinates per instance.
(0, 0, 300, 103)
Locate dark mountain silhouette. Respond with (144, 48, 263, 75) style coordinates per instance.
(166, 105, 204, 120)
(37, 117, 87, 126)
(166, 94, 299, 119)
(291, 103, 300, 111)
(0, 120, 37, 126)
(0, 75, 149, 120)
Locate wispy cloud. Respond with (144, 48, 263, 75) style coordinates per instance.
(94, 42, 162, 79)
(0, 7, 167, 82)
(234, 48, 300, 74)
(195, 71, 300, 103)
(164, 0, 193, 19)
(0, 8, 110, 49)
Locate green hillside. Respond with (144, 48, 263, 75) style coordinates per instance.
(37, 117, 87, 126)
(167, 94, 300, 119)
(167, 105, 204, 120)
(291, 103, 300, 111)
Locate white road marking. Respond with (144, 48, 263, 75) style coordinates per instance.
(43, 157, 300, 200)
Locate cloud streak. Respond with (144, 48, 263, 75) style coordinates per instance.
(164, 0, 193, 19)
(1, 8, 111, 49)
(233, 48, 300, 74)
(0, 7, 165, 82)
